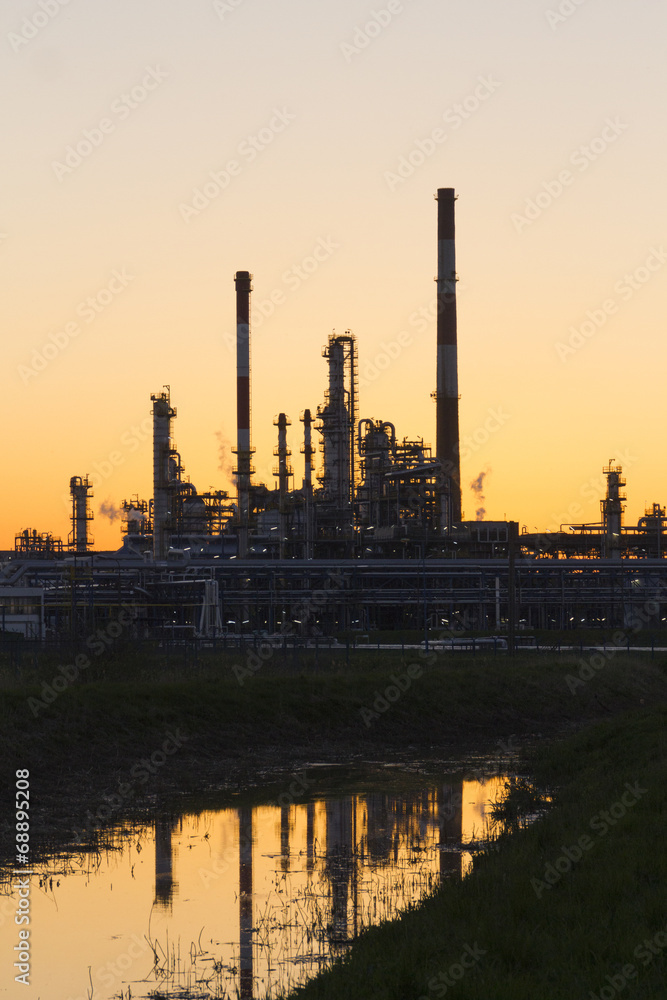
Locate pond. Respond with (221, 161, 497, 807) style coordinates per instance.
(1, 761, 524, 999)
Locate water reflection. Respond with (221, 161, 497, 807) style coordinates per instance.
(0, 772, 514, 1000)
(154, 815, 178, 908)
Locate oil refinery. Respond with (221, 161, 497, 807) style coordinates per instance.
(2, 189, 666, 641)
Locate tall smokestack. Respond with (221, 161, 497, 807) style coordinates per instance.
(234, 271, 253, 557)
(435, 188, 462, 525)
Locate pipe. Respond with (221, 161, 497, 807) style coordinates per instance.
(435, 188, 462, 525)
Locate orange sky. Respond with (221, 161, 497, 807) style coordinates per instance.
(3, 0, 666, 549)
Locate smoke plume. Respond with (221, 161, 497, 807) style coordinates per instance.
(99, 500, 121, 523)
(215, 429, 236, 488)
(470, 469, 490, 522)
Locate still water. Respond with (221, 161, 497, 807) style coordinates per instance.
(1, 766, 517, 1000)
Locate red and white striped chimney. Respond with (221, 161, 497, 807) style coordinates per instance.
(234, 271, 253, 555)
(435, 188, 462, 524)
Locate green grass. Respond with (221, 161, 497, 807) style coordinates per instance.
(280, 705, 667, 999)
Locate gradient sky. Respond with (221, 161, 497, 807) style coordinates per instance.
(2, 0, 666, 549)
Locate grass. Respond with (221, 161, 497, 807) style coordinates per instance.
(0, 644, 665, 864)
(1, 643, 666, 996)
(279, 704, 667, 999)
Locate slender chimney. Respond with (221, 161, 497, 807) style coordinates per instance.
(234, 271, 253, 557)
(435, 188, 462, 525)
(275, 412, 292, 497)
(301, 409, 314, 492)
(301, 409, 314, 560)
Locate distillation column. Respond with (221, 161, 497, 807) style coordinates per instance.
(69, 476, 94, 552)
(274, 412, 292, 559)
(435, 188, 462, 526)
(151, 388, 176, 561)
(317, 333, 357, 511)
(302, 409, 315, 558)
(601, 462, 626, 560)
(275, 412, 292, 497)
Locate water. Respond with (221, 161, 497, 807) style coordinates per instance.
(0, 765, 520, 1000)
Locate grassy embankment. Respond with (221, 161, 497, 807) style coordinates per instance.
(280, 702, 667, 999)
(0, 641, 665, 862)
(0, 643, 666, 996)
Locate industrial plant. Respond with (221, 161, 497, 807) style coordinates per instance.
(2, 190, 666, 641)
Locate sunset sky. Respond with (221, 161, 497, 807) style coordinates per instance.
(3, 0, 666, 549)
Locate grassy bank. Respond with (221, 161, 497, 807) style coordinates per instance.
(0, 646, 665, 861)
(280, 704, 667, 999)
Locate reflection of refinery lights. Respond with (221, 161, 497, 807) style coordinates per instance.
(461, 777, 506, 845)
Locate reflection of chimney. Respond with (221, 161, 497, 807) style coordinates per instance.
(234, 271, 254, 558)
(281, 804, 290, 873)
(306, 801, 315, 876)
(437, 782, 463, 879)
(154, 816, 177, 907)
(239, 806, 253, 1000)
(326, 798, 355, 945)
(435, 189, 462, 526)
